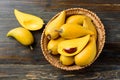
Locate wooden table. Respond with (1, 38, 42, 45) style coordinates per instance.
(0, 0, 120, 80)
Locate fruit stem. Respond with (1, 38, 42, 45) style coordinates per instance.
(30, 46, 33, 50)
(47, 34, 51, 40)
(55, 29, 63, 33)
(48, 50, 52, 54)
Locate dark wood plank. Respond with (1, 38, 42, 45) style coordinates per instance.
(0, 64, 119, 80)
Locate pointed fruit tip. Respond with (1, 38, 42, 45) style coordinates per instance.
(6, 31, 11, 37)
(14, 9, 18, 13)
(6, 33, 9, 37)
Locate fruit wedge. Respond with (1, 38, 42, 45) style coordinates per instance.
(14, 9, 44, 31)
(58, 35, 90, 56)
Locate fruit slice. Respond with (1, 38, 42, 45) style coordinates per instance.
(66, 15, 87, 24)
(45, 11, 66, 39)
(60, 55, 74, 66)
(58, 23, 94, 39)
(58, 35, 90, 56)
(83, 17, 97, 40)
(75, 37, 97, 66)
(14, 9, 44, 31)
(47, 38, 64, 55)
(7, 27, 34, 46)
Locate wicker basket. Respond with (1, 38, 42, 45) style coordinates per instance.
(41, 8, 105, 71)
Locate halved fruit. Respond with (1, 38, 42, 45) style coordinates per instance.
(58, 35, 90, 56)
(14, 9, 44, 31)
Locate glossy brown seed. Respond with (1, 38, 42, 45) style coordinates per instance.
(64, 47, 77, 53)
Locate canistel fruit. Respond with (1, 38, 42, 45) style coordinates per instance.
(45, 11, 66, 39)
(14, 9, 44, 31)
(83, 17, 97, 40)
(66, 15, 87, 24)
(47, 38, 64, 55)
(75, 37, 97, 66)
(60, 55, 74, 66)
(58, 23, 94, 39)
(7, 27, 34, 46)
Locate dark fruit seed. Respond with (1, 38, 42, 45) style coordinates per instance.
(64, 47, 77, 53)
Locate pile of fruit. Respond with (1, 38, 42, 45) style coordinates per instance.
(7, 9, 98, 67)
(45, 11, 97, 67)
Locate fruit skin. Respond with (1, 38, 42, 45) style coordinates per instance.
(14, 9, 44, 31)
(59, 23, 94, 39)
(47, 38, 64, 55)
(83, 17, 97, 40)
(74, 37, 97, 66)
(60, 55, 74, 66)
(7, 27, 34, 46)
(58, 35, 90, 56)
(66, 15, 87, 24)
(45, 11, 66, 39)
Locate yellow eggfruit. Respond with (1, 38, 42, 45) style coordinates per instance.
(7, 27, 34, 46)
(75, 37, 97, 66)
(58, 23, 94, 39)
(45, 11, 66, 39)
(66, 15, 87, 24)
(47, 38, 64, 55)
(14, 9, 44, 31)
(60, 55, 74, 66)
(83, 17, 97, 40)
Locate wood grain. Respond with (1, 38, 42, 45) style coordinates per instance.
(0, 0, 120, 79)
(0, 64, 119, 80)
